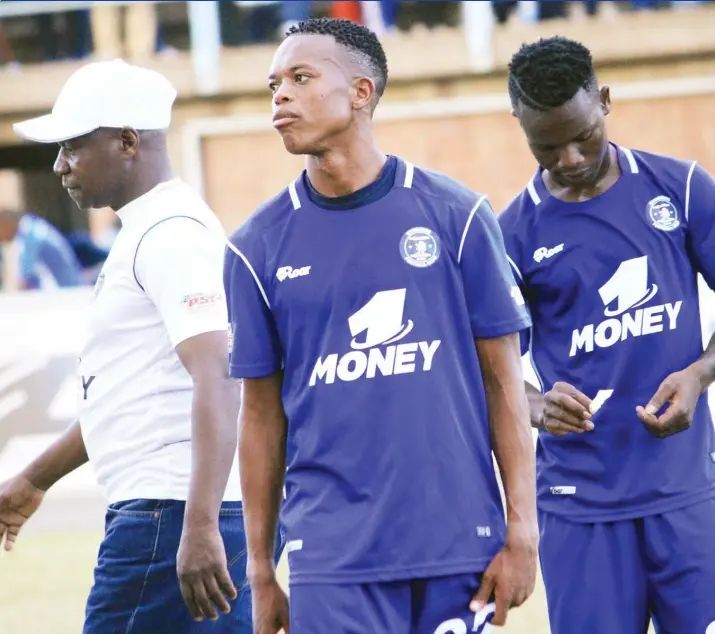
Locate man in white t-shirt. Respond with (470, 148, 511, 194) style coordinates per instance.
(0, 59, 283, 633)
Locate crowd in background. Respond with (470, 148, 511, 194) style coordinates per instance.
(0, 0, 709, 290)
(0, 0, 709, 68)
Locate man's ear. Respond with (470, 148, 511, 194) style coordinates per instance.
(119, 127, 140, 158)
(353, 76, 376, 111)
(599, 85, 611, 116)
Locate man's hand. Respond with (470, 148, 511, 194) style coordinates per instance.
(542, 382, 594, 435)
(251, 576, 290, 634)
(0, 474, 45, 551)
(177, 525, 237, 622)
(637, 366, 703, 438)
(469, 524, 539, 627)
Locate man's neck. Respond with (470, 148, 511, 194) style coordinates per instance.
(544, 144, 620, 203)
(112, 161, 175, 211)
(305, 136, 386, 198)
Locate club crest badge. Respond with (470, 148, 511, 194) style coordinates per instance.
(647, 195, 680, 232)
(400, 226, 440, 268)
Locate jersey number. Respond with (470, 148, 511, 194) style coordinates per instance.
(433, 605, 494, 634)
(348, 289, 414, 350)
(434, 619, 469, 634)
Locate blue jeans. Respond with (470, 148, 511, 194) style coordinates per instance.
(83, 499, 285, 634)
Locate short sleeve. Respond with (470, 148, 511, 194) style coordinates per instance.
(496, 212, 531, 356)
(685, 162, 715, 291)
(134, 218, 228, 347)
(223, 240, 282, 379)
(459, 196, 531, 339)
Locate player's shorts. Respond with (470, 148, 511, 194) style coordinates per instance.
(82, 499, 285, 634)
(539, 498, 715, 634)
(289, 573, 496, 634)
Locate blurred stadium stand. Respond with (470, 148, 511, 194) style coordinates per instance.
(1, 1, 714, 239)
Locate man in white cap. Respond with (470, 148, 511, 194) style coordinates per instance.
(0, 59, 281, 633)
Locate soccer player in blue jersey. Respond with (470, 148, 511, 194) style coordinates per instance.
(224, 17, 539, 634)
(499, 36, 715, 634)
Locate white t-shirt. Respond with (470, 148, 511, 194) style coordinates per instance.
(77, 179, 241, 504)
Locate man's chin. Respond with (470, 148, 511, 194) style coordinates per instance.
(281, 138, 311, 156)
(279, 132, 322, 156)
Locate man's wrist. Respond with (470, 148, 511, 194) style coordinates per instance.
(688, 358, 715, 394)
(22, 462, 54, 492)
(247, 557, 277, 585)
(182, 503, 221, 532)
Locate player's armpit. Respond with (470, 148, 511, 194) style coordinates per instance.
(240, 371, 287, 583)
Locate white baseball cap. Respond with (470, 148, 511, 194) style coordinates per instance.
(13, 59, 178, 144)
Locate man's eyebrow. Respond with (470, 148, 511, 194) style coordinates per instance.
(268, 63, 317, 80)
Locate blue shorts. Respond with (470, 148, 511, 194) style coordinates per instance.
(83, 499, 285, 634)
(289, 573, 496, 634)
(539, 498, 715, 634)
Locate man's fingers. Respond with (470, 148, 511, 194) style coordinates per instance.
(216, 567, 238, 603)
(204, 575, 232, 617)
(637, 404, 688, 438)
(552, 382, 592, 412)
(643, 379, 676, 416)
(192, 579, 218, 621)
(281, 606, 291, 634)
(547, 391, 592, 420)
(544, 403, 594, 431)
(4, 526, 19, 551)
(636, 405, 658, 425)
(546, 421, 592, 436)
(491, 586, 510, 627)
(179, 580, 203, 622)
(470, 569, 495, 613)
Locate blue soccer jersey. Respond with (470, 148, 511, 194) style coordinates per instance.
(498, 144, 715, 522)
(16, 214, 83, 289)
(225, 156, 531, 584)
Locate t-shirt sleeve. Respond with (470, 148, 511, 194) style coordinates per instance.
(223, 238, 282, 379)
(459, 195, 532, 339)
(685, 162, 715, 291)
(497, 211, 531, 357)
(134, 218, 228, 347)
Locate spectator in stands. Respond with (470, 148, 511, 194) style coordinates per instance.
(0, 209, 84, 290)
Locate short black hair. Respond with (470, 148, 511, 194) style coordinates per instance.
(508, 36, 597, 111)
(285, 18, 389, 99)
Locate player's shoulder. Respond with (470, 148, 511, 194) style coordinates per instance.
(409, 164, 485, 215)
(495, 186, 535, 236)
(624, 146, 697, 190)
(138, 181, 224, 244)
(227, 184, 296, 256)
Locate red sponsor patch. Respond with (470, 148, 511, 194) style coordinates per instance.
(182, 292, 222, 310)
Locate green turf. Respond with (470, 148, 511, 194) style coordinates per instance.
(0, 531, 655, 634)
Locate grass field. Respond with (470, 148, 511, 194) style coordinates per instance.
(0, 530, 661, 634)
(0, 530, 553, 634)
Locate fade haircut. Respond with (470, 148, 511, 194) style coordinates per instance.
(508, 36, 597, 112)
(285, 18, 389, 100)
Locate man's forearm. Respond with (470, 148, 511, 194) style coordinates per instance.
(525, 382, 546, 430)
(477, 336, 537, 532)
(23, 420, 88, 491)
(183, 377, 239, 529)
(239, 377, 287, 583)
(689, 331, 715, 392)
